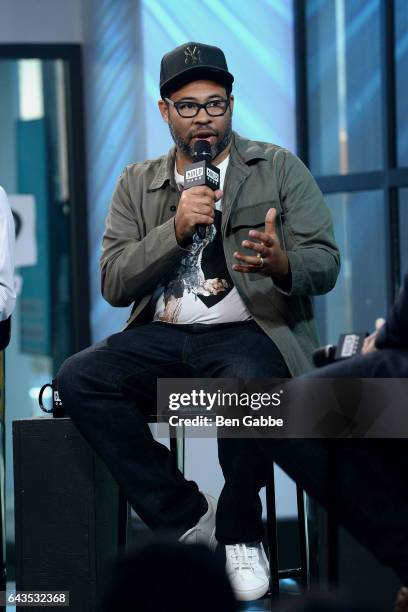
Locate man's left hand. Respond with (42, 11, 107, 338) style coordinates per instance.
(232, 208, 290, 282)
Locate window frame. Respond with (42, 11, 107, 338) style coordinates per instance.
(294, 0, 407, 306)
(0, 43, 91, 353)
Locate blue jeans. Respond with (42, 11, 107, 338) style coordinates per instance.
(57, 320, 290, 543)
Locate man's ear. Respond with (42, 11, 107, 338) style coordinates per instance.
(158, 99, 169, 124)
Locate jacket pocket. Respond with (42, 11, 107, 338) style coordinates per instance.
(229, 201, 289, 250)
(229, 201, 276, 230)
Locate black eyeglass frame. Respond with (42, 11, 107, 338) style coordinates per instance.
(164, 96, 230, 118)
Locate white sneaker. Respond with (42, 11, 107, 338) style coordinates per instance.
(225, 542, 270, 601)
(179, 493, 217, 550)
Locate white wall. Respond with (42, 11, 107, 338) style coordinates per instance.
(0, 0, 83, 42)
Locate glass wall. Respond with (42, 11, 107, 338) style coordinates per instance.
(301, 0, 408, 344)
(400, 188, 408, 280)
(306, 0, 382, 175)
(395, 0, 408, 167)
(315, 190, 388, 343)
(0, 49, 88, 584)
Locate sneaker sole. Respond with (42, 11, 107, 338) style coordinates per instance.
(233, 580, 269, 602)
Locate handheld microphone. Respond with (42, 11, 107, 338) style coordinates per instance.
(312, 344, 337, 368)
(184, 140, 220, 239)
(312, 333, 368, 367)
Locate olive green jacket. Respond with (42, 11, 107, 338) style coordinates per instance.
(100, 132, 340, 376)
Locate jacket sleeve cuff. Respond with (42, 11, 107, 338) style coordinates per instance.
(157, 217, 193, 255)
(273, 251, 302, 295)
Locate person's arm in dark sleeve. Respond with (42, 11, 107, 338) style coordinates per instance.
(375, 272, 408, 349)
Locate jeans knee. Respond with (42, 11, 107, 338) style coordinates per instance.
(56, 353, 78, 397)
(56, 348, 94, 403)
(56, 341, 114, 407)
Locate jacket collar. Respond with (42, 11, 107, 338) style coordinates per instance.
(148, 146, 177, 190)
(148, 131, 267, 190)
(230, 131, 268, 165)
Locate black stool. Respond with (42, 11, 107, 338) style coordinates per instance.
(265, 467, 313, 600)
(170, 429, 313, 600)
(118, 424, 314, 603)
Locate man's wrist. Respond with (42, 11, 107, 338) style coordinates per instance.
(174, 219, 193, 249)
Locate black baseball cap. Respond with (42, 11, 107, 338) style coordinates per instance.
(160, 42, 234, 98)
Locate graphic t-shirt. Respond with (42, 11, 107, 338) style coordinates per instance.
(153, 155, 252, 324)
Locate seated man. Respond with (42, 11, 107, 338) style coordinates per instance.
(57, 42, 340, 601)
(0, 186, 16, 349)
(255, 272, 408, 608)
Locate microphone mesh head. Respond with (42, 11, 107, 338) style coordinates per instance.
(193, 139, 212, 160)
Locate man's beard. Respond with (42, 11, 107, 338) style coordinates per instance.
(168, 114, 233, 160)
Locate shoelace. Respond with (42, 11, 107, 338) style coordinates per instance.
(228, 544, 259, 571)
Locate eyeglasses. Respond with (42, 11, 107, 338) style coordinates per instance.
(165, 97, 230, 118)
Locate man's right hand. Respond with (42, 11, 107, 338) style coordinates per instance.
(174, 186, 223, 245)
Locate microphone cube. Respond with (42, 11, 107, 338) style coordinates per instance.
(184, 160, 220, 191)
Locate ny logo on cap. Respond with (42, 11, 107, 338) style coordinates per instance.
(184, 45, 202, 65)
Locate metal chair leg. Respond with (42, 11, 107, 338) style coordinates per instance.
(169, 424, 185, 473)
(305, 496, 320, 585)
(296, 484, 309, 590)
(265, 469, 315, 602)
(266, 465, 280, 600)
